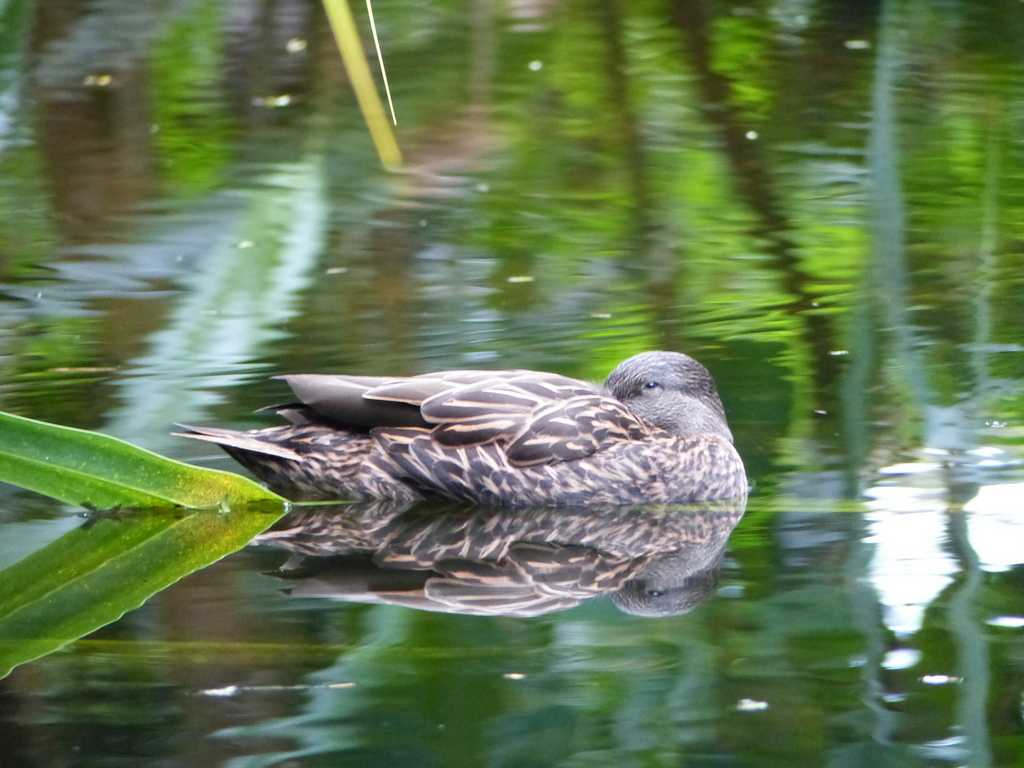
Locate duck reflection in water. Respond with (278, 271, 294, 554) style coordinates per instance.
(179, 351, 747, 506)
(253, 498, 745, 617)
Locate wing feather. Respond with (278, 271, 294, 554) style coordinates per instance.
(416, 373, 598, 451)
(504, 396, 650, 467)
(279, 374, 428, 428)
(429, 415, 524, 446)
(360, 370, 501, 405)
(278, 369, 570, 429)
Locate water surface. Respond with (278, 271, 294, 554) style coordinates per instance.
(2, 0, 1024, 765)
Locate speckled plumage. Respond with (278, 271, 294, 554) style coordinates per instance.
(176, 351, 747, 506)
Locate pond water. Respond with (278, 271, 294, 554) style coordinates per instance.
(2, 0, 1024, 765)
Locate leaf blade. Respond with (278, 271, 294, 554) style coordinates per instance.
(0, 411, 284, 509)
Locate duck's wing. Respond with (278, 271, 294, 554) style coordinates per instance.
(501, 395, 649, 467)
(419, 372, 600, 451)
(282, 368, 599, 435)
(423, 376, 650, 466)
(380, 387, 650, 473)
(278, 369, 502, 429)
(284, 368, 650, 469)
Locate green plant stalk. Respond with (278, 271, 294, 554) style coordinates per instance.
(322, 0, 402, 169)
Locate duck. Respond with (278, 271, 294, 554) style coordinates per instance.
(176, 351, 747, 506)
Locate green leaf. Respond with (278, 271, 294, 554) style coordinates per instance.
(0, 504, 285, 679)
(0, 410, 285, 509)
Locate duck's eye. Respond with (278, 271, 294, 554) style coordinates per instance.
(647, 589, 664, 598)
(643, 381, 660, 391)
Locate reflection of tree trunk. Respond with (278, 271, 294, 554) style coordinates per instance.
(468, 0, 496, 114)
(32, 71, 155, 244)
(371, 213, 417, 371)
(0, 677, 33, 766)
(668, 0, 840, 399)
(841, 278, 873, 494)
(946, 507, 993, 768)
(847, 515, 900, 746)
(596, 0, 679, 349)
(597, 0, 652, 236)
(29, 0, 160, 244)
(969, 127, 1001, 422)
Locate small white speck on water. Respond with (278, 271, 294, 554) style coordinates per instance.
(921, 674, 961, 685)
(882, 648, 921, 670)
(201, 685, 239, 698)
(736, 698, 769, 712)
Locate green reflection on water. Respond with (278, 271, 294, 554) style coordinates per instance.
(1, 0, 1024, 765)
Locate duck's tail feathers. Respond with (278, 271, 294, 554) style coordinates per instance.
(173, 424, 302, 461)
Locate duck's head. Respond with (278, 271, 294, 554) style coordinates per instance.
(603, 351, 733, 442)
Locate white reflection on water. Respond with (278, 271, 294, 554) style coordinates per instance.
(881, 648, 920, 670)
(863, 474, 956, 637)
(965, 482, 1024, 572)
(864, 462, 958, 638)
(863, 457, 1024, 637)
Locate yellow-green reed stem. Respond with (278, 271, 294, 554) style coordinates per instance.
(322, 0, 402, 169)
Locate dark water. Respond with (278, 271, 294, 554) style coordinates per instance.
(2, 0, 1024, 765)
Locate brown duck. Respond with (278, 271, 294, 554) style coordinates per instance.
(177, 351, 747, 506)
